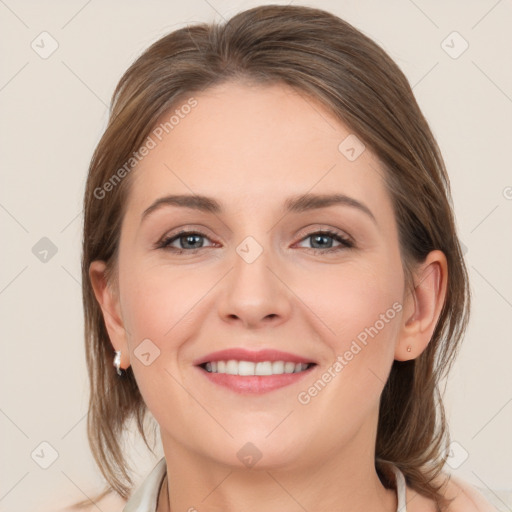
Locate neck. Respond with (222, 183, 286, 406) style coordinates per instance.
(156, 437, 397, 512)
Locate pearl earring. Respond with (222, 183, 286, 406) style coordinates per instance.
(113, 350, 123, 376)
(406, 345, 412, 353)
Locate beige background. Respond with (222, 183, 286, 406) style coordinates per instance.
(1, 0, 511, 511)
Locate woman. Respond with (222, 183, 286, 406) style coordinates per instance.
(74, 4, 496, 511)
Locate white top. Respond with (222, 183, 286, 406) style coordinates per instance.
(123, 457, 407, 512)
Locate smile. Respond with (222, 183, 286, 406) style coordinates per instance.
(197, 361, 317, 394)
(201, 360, 314, 375)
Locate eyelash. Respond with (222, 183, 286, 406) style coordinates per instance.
(155, 229, 354, 254)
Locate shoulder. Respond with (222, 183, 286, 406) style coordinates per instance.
(433, 471, 498, 512)
(51, 491, 128, 512)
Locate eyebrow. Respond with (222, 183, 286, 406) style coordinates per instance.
(140, 192, 377, 225)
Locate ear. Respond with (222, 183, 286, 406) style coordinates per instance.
(395, 250, 448, 361)
(89, 260, 130, 370)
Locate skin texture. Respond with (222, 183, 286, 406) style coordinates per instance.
(90, 81, 451, 512)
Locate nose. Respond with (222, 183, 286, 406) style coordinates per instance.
(216, 239, 293, 330)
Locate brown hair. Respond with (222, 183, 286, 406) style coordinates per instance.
(75, 4, 470, 510)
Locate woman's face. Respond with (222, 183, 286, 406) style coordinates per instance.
(94, 81, 414, 470)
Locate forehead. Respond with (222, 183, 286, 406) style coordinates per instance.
(124, 81, 392, 225)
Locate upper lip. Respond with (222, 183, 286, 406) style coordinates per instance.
(193, 348, 317, 366)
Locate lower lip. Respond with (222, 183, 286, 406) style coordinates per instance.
(196, 365, 316, 394)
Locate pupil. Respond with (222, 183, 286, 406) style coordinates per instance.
(313, 234, 331, 248)
(184, 234, 202, 248)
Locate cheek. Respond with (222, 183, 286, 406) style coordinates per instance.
(294, 266, 402, 431)
(294, 258, 402, 413)
(295, 259, 402, 348)
(118, 264, 202, 428)
(121, 259, 205, 339)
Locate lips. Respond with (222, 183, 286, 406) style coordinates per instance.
(193, 348, 317, 366)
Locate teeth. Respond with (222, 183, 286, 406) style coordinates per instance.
(203, 360, 311, 375)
